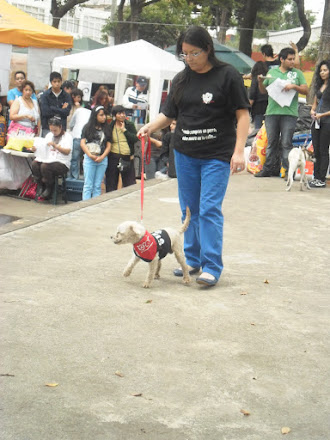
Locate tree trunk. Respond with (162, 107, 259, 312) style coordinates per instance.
(130, 0, 141, 41)
(218, 8, 230, 44)
(309, 0, 330, 103)
(50, 0, 90, 29)
(115, 0, 126, 44)
(238, 0, 259, 57)
(293, 0, 311, 51)
(318, 0, 330, 65)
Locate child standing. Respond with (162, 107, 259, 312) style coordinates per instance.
(80, 106, 111, 200)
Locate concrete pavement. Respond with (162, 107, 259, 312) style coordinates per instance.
(0, 173, 329, 440)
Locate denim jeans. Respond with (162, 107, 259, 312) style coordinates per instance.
(311, 122, 330, 181)
(264, 115, 297, 172)
(145, 156, 167, 179)
(253, 114, 264, 130)
(174, 150, 230, 280)
(69, 138, 81, 179)
(82, 154, 107, 200)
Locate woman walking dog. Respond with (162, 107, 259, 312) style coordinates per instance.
(138, 26, 250, 287)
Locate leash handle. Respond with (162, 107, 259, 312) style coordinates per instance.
(139, 135, 151, 221)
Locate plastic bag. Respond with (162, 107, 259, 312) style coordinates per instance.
(247, 124, 267, 174)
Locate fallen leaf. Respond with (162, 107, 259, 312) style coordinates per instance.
(264, 279, 269, 284)
(240, 291, 248, 295)
(131, 392, 142, 397)
(45, 383, 59, 387)
(115, 371, 124, 377)
(281, 427, 291, 434)
(145, 300, 152, 304)
(240, 409, 250, 416)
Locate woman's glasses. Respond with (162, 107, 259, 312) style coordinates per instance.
(178, 49, 204, 61)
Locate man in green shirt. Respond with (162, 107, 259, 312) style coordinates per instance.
(255, 47, 308, 177)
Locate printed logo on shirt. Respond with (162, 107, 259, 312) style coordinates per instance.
(287, 71, 297, 82)
(202, 92, 213, 104)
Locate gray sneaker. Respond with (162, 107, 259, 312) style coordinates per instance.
(309, 179, 326, 188)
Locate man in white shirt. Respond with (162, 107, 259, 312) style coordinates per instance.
(122, 76, 149, 123)
(69, 107, 91, 179)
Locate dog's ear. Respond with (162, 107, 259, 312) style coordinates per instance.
(130, 223, 145, 236)
(131, 224, 141, 235)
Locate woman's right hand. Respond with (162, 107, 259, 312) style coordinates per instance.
(137, 124, 151, 139)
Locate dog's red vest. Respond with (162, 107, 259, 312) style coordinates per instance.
(133, 229, 171, 262)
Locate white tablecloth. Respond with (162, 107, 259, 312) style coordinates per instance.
(0, 149, 35, 190)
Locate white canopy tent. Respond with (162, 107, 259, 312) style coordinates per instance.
(52, 39, 184, 121)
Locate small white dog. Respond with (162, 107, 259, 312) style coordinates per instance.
(286, 146, 313, 191)
(111, 208, 191, 288)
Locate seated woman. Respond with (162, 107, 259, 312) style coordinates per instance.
(32, 116, 72, 199)
(8, 80, 40, 138)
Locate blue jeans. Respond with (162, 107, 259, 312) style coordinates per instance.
(83, 154, 107, 200)
(69, 138, 81, 179)
(253, 114, 264, 130)
(264, 115, 297, 171)
(174, 150, 230, 280)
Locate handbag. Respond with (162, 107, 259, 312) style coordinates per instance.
(86, 131, 104, 155)
(118, 157, 131, 172)
(86, 142, 101, 155)
(115, 126, 131, 173)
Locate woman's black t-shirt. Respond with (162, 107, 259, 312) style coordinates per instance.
(162, 65, 250, 162)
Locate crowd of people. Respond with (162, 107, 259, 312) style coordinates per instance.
(0, 72, 153, 201)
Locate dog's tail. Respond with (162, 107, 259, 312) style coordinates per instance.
(180, 207, 191, 234)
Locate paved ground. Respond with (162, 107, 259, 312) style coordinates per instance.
(0, 173, 329, 440)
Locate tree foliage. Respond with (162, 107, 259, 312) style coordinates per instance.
(103, 0, 213, 46)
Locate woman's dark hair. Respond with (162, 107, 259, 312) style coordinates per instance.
(21, 80, 36, 94)
(314, 60, 330, 94)
(48, 116, 62, 127)
(83, 106, 107, 140)
(251, 61, 268, 77)
(172, 26, 227, 105)
(112, 105, 125, 116)
(71, 87, 83, 98)
(48, 116, 65, 136)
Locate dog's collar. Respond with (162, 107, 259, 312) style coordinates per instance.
(133, 231, 158, 262)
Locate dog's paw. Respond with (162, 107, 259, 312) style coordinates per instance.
(142, 282, 150, 288)
(183, 276, 191, 284)
(123, 269, 131, 277)
(154, 273, 160, 279)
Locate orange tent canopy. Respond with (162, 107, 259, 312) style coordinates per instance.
(0, 0, 73, 49)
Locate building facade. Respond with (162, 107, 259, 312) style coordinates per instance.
(8, 0, 111, 43)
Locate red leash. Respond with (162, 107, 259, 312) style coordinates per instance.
(139, 135, 151, 221)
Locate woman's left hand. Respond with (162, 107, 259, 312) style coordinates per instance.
(230, 152, 245, 174)
(94, 156, 103, 163)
